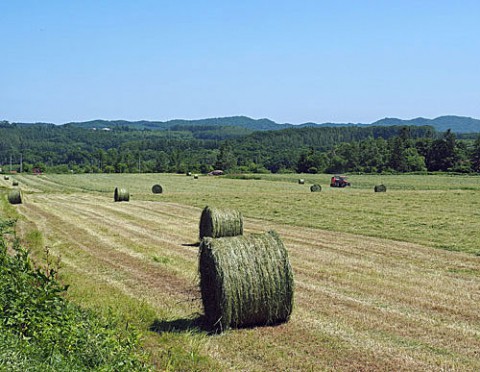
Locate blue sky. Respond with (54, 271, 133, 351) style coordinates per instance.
(1, 1, 479, 124)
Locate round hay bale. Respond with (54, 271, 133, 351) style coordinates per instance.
(186, 172, 192, 176)
(114, 187, 130, 202)
(12, 181, 19, 187)
(310, 184, 321, 192)
(193, 174, 199, 179)
(152, 184, 163, 194)
(8, 189, 22, 205)
(199, 206, 243, 239)
(4, 175, 9, 180)
(298, 179, 305, 184)
(199, 231, 294, 331)
(374, 184, 387, 192)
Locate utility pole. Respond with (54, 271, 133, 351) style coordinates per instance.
(20, 153, 23, 173)
(9, 155, 12, 172)
(138, 153, 141, 173)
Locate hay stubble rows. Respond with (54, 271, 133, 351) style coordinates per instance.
(8, 174, 480, 370)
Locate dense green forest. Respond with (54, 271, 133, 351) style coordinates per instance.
(1, 120, 480, 174)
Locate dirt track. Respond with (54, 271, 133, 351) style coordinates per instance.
(16, 192, 480, 371)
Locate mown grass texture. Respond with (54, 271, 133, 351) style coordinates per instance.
(13, 173, 480, 255)
(3, 179, 480, 370)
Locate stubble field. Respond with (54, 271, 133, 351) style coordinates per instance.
(1, 173, 479, 371)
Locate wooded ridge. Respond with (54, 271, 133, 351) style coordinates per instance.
(5, 114, 480, 133)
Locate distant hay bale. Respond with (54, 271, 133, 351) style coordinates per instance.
(12, 181, 19, 187)
(152, 184, 163, 194)
(374, 184, 387, 192)
(114, 187, 130, 202)
(193, 174, 199, 179)
(199, 231, 294, 331)
(4, 175, 9, 180)
(186, 172, 192, 176)
(199, 206, 243, 239)
(310, 184, 321, 192)
(8, 189, 22, 204)
(298, 179, 305, 184)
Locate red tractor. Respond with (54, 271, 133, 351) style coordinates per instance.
(330, 175, 351, 187)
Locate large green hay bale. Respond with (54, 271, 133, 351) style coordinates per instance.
(310, 184, 322, 192)
(298, 179, 305, 184)
(199, 206, 243, 239)
(114, 187, 130, 202)
(8, 189, 22, 204)
(152, 184, 163, 194)
(4, 175, 9, 180)
(186, 172, 192, 176)
(374, 184, 387, 192)
(199, 231, 294, 331)
(12, 181, 19, 187)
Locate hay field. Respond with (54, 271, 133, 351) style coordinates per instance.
(2, 173, 480, 370)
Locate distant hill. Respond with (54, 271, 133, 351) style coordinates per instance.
(369, 116, 480, 133)
(62, 116, 288, 131)
(9, 115, 480, 133)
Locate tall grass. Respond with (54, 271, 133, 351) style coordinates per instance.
(0, 218, 149, 370)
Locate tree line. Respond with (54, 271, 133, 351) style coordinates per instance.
(1, 121, 480, 174)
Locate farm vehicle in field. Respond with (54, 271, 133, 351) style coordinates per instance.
(330, 175, 351, 187)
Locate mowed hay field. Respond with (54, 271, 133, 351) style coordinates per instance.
(1, 173, 480, 370)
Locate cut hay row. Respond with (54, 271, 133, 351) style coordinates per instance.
(8, 189, 22, 204)
(199, 206, 243, 239)
(310, 184, 321, 192)
(18, 199, 194, 303)
(374, 184, 387, 192)
(114, 187, 130, 202)
(152, 184, 163, 194)
(199, 231, 294, 331)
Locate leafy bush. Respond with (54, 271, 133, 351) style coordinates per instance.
(0, 219, 149, 371)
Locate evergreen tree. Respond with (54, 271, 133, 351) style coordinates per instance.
(470, 136, 480, 172)
(426, 129, 458, 171)
(215, 143, 237, 171)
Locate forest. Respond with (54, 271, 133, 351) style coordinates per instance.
(1, 121, 480, 175)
